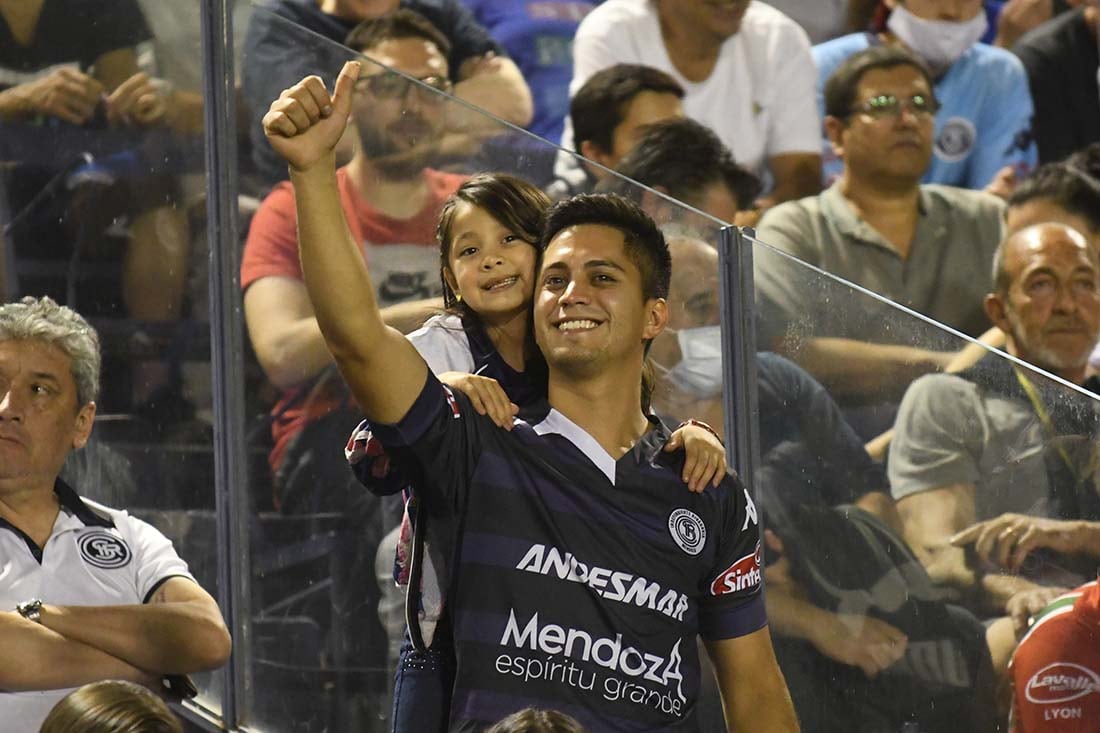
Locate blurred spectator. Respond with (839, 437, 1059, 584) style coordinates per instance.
(888, 223, 1100, 603)
(0, 0, 194, 416)
(652, 236, 1000, 733)
(597, 116, 760, 226)
(986, 0, 1076, 48)
(0, 297, 231, 731)
(485, 708, 586, 733)
(813, 0, 1037, 192)
(1012, 0, 1100, 164)
(755, 46, 1004, 400)
(951, 514, 1100, 729)
(242, 0, 532, 189)
(551, 63, 684, 197)
(1006, 155, 1100, 246)
(1008, 578, 1100, 732)
(460, 0, 597, 145)
(0, 0, 158, 128)
(39, 680, 181, 733)
(559, 0, 822, 210)
(241, 12, 462, 715)
(243, 10, 462, 498)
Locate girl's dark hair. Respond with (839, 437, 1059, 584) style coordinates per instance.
(436, 173, 552, 321)
(40, 680, 182, 733)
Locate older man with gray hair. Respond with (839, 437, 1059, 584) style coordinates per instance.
(889, 223, 1100, 601)
(0, 296, 231, 730)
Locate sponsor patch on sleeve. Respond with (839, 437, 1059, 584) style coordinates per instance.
(709, 542, 761, 597)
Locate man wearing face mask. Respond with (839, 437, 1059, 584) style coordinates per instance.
(1012, 0, 1100, 164)
(813, 0, 1037, 193)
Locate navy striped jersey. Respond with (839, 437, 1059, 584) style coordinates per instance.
(373, 373, 765, 732)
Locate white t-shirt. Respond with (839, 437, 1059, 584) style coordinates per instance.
(562, 0, 821, 179)
(0, 484, 194, 730)
(408, 313, 475, 375)
(759, 0, 847, 44)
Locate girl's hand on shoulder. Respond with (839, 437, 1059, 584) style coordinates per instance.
(439, 372, 518, 430)
(665, 421, 727, 493)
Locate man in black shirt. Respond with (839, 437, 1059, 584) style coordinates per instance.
(1012, 3, 1100, 164)
(261, 61, 798, 731)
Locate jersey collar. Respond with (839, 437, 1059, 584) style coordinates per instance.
(529, 406, 670, 485)
(0, 478, 114, 563)
(54, 478, 115, 529)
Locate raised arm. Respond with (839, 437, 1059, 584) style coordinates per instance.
(35, 578, 231, 675)
(262, 62, 428, 423)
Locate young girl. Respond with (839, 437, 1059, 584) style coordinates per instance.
(346, 172, 727, 732)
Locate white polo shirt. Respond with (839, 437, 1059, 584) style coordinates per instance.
(0, 480, 194, 730)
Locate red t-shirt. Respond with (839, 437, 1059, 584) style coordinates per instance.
(241, 166, 465, 474)
(1010, 581, 1100, 732)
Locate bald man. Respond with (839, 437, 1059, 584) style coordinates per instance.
(888, 224, 1100, 603)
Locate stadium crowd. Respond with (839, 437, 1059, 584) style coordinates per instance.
(3, 0, 1100, 731)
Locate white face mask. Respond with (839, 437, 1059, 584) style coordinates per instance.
(887, 4, 988, 75)
(665, 325, 724, 399)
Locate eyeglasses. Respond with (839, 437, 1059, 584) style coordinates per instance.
(850, 94, 940, 120)
(355, 71, 452, 103)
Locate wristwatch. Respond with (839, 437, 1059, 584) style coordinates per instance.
(15, 598, 43, 623)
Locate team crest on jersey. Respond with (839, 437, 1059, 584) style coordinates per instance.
(668, 508, 706, 556)
(935, 117, 976, 163)
(78, 531, 132, 569)
(1025, 662, 1100, 704)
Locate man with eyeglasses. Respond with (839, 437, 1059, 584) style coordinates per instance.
(240, 10, 467, 708)
(812, 0, 1037, 193)
(754, 45, 1005, 405)
(243, 0, 533, 189)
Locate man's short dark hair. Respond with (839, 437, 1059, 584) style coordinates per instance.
(1008, 161, 1100, 235)
(570, 64, 684, 154)
(596, 118, 762, 210)
(541, 193, 671, 302)
(823, 45, 936, 120)
(345, 8, 452, 61)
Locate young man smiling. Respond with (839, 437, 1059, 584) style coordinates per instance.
(262, 60, 798, 732)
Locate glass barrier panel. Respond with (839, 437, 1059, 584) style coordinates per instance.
(0, 0, 226, 725)
(749, 232, 1100, 732)
(234, 7, 738, 731)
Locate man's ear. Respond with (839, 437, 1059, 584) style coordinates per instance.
(643, 298, 669, 342)
(72, 401, 96, 450)
(824, 115, 846, 159)
(984, 292, 1009, 333)
(579, 140, 614, 180)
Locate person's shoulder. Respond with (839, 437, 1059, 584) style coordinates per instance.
(409, 313, 467, 349)
(954, 41, 1027, 77)
(80, 498, 173, 544)
(758, 193, 824, 230)
(902, 372, 981, 413)
(1013, 7, 1084, 56)
(576, 0, 649, 34)
(811, 32, 870, 71)
(922, 183, 1006, 218)
(742, 1, 809, 39)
